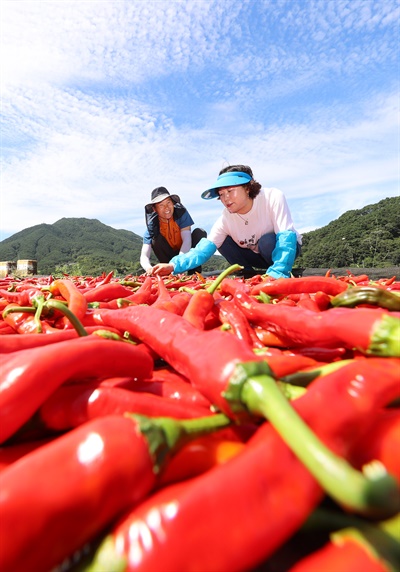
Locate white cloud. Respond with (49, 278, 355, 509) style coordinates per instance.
(1, 0, 398, 244)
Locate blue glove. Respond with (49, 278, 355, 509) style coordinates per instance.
(171, 238, 217, 274)
(266, 230, 298, 279)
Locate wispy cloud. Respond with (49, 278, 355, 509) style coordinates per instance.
(1, 0, 398, 243)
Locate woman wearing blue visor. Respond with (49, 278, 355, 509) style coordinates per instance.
(151, 164, 302, 279)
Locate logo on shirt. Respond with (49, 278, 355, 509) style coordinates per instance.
(239, 234, 258, 251)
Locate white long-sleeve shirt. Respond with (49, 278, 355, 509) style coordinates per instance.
(209, 187, 301, 253)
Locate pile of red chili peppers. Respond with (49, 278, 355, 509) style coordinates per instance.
(0, 267, 399, 572)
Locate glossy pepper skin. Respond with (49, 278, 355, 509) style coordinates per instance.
(288, 531, 391, 572)
(250, 275, 348, 297)
(82, 281, 135, 303)
(96, 306, 315, 418)
(0, 336, 153, 444)
(98, 305, 265, 419)
(98, 306, 320, 418)
(182, 289, 215, 329)
(106, 369, 212, 409)
(235, 291, 400, 356)
(39, 384, 213, 431)
(88, 358, 400, 572)
(0, 415, 156, 572)
(217, 298, 264, 349)
(49, 278, 88, 327)
(2, 304, 60, 334)
(159, 434, 245, 485)
(0, 325, 121, 354)
(349, 408, 400, 484)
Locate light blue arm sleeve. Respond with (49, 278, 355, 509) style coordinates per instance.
(170, 238, 217, 274)
(266, 230, 298, 279)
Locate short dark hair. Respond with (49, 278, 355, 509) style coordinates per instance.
(219, 165, 261, 199)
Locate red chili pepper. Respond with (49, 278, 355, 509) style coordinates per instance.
(182, 289, 215, 329)
(96, 269, 114, 286)
(349, 408, 400, 484)
(0, 336, 154, 444)
(253, 327, 289, 347)
(378, 276, 396, 286)
(150, 276, 184, 314)
(0, 399, 231, 570)
(49, 278, 88, 327)
(204, 303, 223, 330)
(314, 290, 332, 311)
(0, 287, 42, 306)
(103, 368, 212, 409)
(164, 290, 192, 314)
(0, 325, 122, 354)
(235, 291, 400, 356)
(289, 346, 349, 362)
(136, 279, 157, 304)
(296, 293, 322, 312)
(289, 529, 391, 572)
(83, 281, 135, 303)
(250, 276, 349, 297)
(219, 277, 251, 297)
(276, 297, 297, 306)
(0, 323, 16, 335)
(159, 434, 245, 485)
(344, 272, 371, 284)
(86, 358, 400, 571)
(2, 304, 60, 335)
(0, 437, 55, 473)
(218, 299, 264, 349)
(255, 353, 321, 378)
(99, 306, 323, 419)
(0, 415, 164, 571)
(39, 383, 213, 431)
(98, 305, 268, 419)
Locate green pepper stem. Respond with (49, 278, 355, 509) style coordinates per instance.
(240, 375, 400, 519)
(281, 359, 354, 387)
(45, 299, 88, 336)
(369, 314, 400, 357)
(127, 412, 231, 474)
(91, 330, 136, 344)
(32, 294, 47, 333)
(276, 381, 307, 400)
(2, 305, 36, 319)
(305, 509, 400, 570)
(207, 264, 243, 294)
(77, 535, 126, 572)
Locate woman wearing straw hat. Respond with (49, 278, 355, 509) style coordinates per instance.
(151, 165, 302, 279)
(140, 186, 206, 275)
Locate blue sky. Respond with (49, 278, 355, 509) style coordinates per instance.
(1, 0, 399, 243)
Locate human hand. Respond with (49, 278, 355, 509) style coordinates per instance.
(152, 263, 174, 276)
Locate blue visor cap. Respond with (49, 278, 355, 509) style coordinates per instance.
(201, 171, 252, 199)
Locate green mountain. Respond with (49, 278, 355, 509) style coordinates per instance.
(0, 217, 229, 276)
(0, 218, 144, 276)
(295, 197, 400, 268)
(0, 197, 398, 276)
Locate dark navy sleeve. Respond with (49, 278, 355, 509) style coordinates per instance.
(143, 229, 152, 245)
(176, 210, 194, 228)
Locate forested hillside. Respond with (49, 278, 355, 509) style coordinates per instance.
(0, 218, 228, 275)
(296, 197, 399, 268)
(0, 218, 144, 275)
(0, 197, 398, 276)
